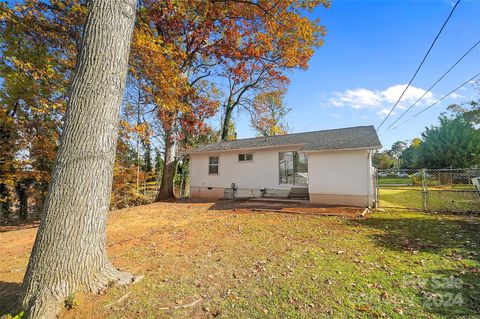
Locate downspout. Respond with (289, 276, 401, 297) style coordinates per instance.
(366, 150, 372, 208)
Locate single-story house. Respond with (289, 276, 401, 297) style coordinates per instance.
(187, 125, 382, 207)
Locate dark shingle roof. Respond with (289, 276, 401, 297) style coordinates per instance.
(188, 125, 382, 153)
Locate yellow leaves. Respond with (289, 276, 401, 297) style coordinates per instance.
(270, 125, 287, 136)
(120, 120, 153, 142)
(135, 123, 150, 136)
(131, 23, 194, 115)
(251, 90, 290, 137)
(0, 2, 13, 22)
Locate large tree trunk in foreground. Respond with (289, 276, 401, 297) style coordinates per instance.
(21, 1, 136, 318)
(155, 128, 176, 201)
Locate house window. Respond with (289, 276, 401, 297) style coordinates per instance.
(238, 153, 253, 161)
(209, 156, 219, 174)
(279, 152, 308, 185)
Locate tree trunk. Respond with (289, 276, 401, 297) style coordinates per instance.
(155, 128, 176, 201)
(221, 104, 233, 141)
(33, 181, 48, 219)
(0, 183, 11, 218)
(16, 180, 29, 220)
(21, 1, 136, 318)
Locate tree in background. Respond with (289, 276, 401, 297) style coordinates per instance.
(400, 138, 422, 168)
(398, 111, 480, 169)
(154, 149, 164, 176)
(448, 81, 479, 125)
(372, 151, 395, 169)
(250, 90, 290, 136)
(132, 0, 329, 199)
(416, 115, 480, 168)
(118, 74, 158, 206)
(142, 139, 153, 174)
(218, 0, 329, 140)
(0, 1, 85, 218)
(1, 0, 332, 209)
(389, 141, 407, 163)
(0, 1, 160, 215)
(111, 121, 148, 210)
(131, 0, 219, 201)
(396, 83, 480, 169)
(373, 140, 407, 169)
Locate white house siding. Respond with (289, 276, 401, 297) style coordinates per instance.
(189, 146, 302, 199)
(189, 147, 375, 207)
(307, 149, 373, 206)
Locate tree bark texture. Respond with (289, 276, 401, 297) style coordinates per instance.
(21, 1, 136, 318)
(221, 104, 233, 141)
(155, 128, 176, 201)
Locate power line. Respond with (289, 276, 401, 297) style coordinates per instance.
(377, 0, 461, 131)
(387, 39, 480, 129)
(391, 71, 480, 129)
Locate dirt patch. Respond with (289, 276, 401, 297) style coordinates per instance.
(207, 199, 364, 217)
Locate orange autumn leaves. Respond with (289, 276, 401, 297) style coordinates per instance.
(0, 1, 86, 215)
(131, 0, 329, 123)
(1, 0, 330, 209)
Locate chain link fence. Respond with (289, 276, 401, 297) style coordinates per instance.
(376, 168, 480, 213)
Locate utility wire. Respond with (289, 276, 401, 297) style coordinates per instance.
(377, 0, 461, 131)
(387, 39, 480, 129)
(391, 71, 480, 129)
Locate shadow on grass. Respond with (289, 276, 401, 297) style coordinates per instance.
(352, 214, 480, 317)
(0, 281, 22, 315)
(0, 219, 39, 233)
(353, 215, 480, 254)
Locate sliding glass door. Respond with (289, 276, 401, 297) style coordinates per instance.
(279, 151, 308, 185)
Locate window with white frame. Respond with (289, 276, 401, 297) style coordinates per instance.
(208, 156, 219, 174)
(238, 153, 253, 162)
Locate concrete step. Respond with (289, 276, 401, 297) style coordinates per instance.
(288, 187, 309, 199)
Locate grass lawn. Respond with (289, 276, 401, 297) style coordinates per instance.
(379, 187, 480, 212)
(378, 177, 413, 185)
(1, 202, 479, 318)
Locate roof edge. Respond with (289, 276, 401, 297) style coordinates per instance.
(302, 145, 382, 153)
(185, 143, 306, 154)
(186, 144, 382, 155)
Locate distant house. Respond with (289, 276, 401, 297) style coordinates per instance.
(187, 125, 382, 207)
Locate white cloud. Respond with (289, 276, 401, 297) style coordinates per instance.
(449, 92, 461, 99)
(329, 88, 382, 109)
(380, 84, 434, 108)
(330, 113, 342, 119)
(329, 84, 436, 116)
(377, 107, 392, 118)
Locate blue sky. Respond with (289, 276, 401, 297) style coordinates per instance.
(228, 0, 480, 149)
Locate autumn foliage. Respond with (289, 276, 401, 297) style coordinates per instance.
(250, 90, 291, 136)
(0, 0, 329, 217)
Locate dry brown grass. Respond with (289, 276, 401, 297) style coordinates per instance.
(1, 201, 479, 318)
